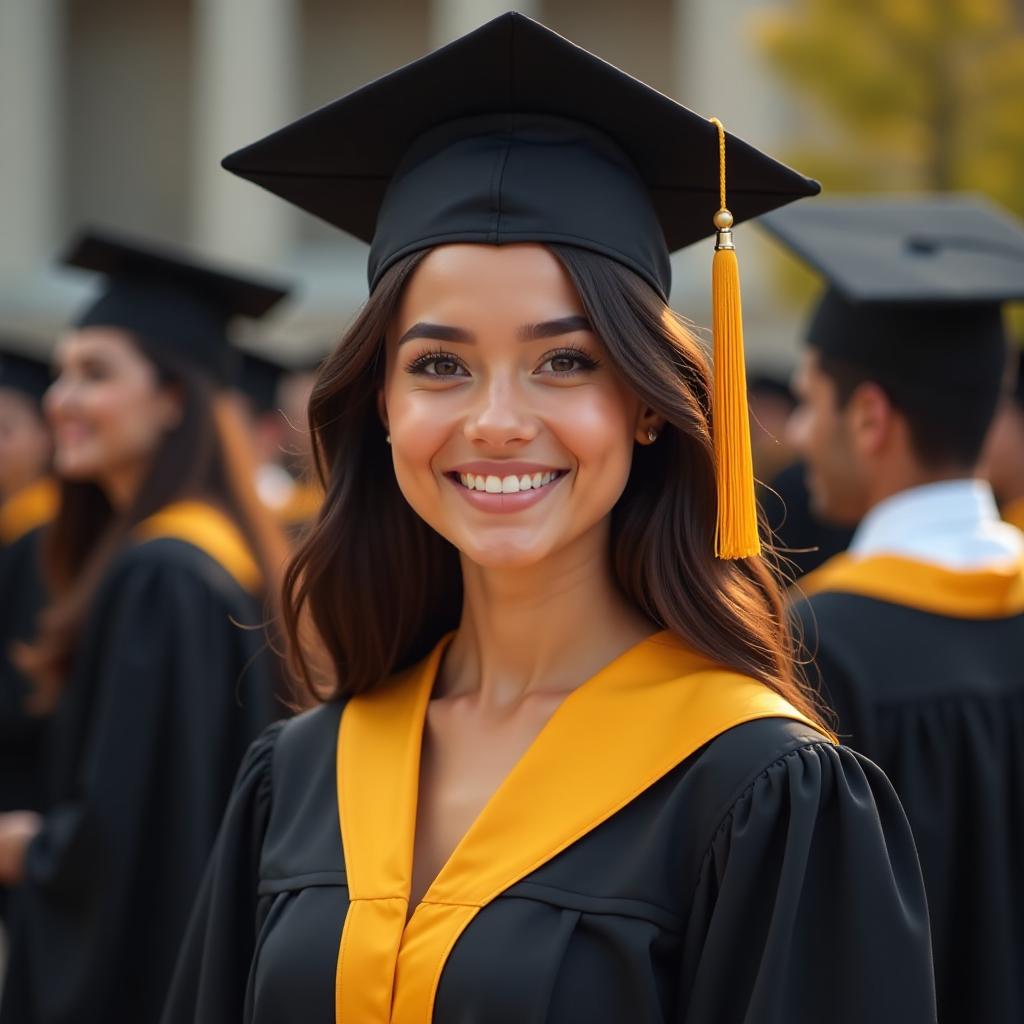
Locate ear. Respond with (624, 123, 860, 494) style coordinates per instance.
(846, 381, 894, 458)
(376, 388, 389, 435)
(634, 405, 666, 445)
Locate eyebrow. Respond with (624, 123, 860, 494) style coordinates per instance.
(396, 315, 593, 347)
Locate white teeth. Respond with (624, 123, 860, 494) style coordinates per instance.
(457, 471, 561, 492)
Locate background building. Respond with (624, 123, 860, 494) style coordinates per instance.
(0, 0, 805, 367)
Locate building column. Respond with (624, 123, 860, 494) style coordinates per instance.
(430, 0, 539, 49)
(0, 0, 63, 277)
(191, 0, 298, 268)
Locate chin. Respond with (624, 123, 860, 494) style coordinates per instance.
(456, 534, 558, 571)
(53, 451, 105, 483)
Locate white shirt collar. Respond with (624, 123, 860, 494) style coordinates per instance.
(849, 479, 1024, 570)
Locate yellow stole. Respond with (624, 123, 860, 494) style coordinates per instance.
(795, 552, 1024, 619)
(334, 631, 827, 1023)
(1001, 497, 1024, 534)
(134, 501, 262, 595)
(0, 477, 58, 546)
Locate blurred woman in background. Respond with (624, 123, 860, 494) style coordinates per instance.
(0, 229, 294, 1024)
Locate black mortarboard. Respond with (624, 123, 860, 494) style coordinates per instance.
(0, 345, 51, 406)
(222, 12, 822, 559)
(62, 228, 293, 382)
(236, 351, 286, 415)
(221, 12, 818, 301)
(760, 195, 1024, 395)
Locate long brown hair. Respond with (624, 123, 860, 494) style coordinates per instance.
(282, 244, 827, 729)
(23, 336, 291, 705)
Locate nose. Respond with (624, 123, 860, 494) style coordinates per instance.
(463, 372, 538, 448)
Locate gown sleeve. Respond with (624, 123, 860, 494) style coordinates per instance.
(678, 740, 937, 1024)
(160, 722, 281, 1024)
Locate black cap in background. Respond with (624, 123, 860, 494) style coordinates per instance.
(0, 344, 52, 406)
(222, 12, 820, 300)
(759, 195, 1024, 396)
(62, 228, 293, 382)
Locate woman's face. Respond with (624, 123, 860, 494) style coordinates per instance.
(0, 389, 51, 499)
(45, 328, 181, 489)
(381, 244, 659, 569)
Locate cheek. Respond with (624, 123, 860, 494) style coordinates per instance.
(547, 386, 635, 483)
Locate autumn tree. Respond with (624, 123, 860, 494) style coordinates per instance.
(755, 0, 1024, 216)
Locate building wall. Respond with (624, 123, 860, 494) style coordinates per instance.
(0, 0, 803, 370)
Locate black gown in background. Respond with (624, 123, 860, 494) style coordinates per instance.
(0, 479, 57, 818)
(164, 634, 936, 1024)
(793, 554, 1024, 1024)
(0, 524, 50, 816)
(0, 511, 283, 1024)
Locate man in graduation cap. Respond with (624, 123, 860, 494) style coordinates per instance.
(762, 194, 1024, 1024)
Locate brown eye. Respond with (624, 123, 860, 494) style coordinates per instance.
(432, 358, 461, 376)
(549, 355, 578, 373)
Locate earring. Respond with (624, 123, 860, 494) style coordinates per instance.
(385, 434, 392, 445)
(647, 429, 658, 443)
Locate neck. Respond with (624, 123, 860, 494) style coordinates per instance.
(862, 463, 974, 517)
(98, 462, 148, 513)
(443, 523, 655, 709)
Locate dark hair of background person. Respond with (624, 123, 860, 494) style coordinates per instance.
(817, 352, 1005, 471)
(280, 243, 829, 732)
(21, 335, 292, 709)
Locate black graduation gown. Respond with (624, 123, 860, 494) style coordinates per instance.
(793, 553, 1024, 1024)
(164, 632, 936, 1024)
(0, 505, 283, 1024)
(0, 523, 50, 815)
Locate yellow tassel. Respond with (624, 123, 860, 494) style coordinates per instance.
(709, 118, 760, 559)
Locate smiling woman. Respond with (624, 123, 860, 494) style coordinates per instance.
(163, 14, 937, 1024)
(0, 231, 294, 1024)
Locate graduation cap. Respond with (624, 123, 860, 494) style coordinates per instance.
(62, 228, 293, 382)
(0, 344, 52, 406)
(236, 350, 287, 415)
(759, 195, 1024, 396)
(221, 12, 820, 558)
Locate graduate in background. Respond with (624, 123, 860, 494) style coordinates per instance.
(164, 17, 934, 1023)
(235, 349, 323, 535)
(981, 344, 1024, 530)
(0, 230, 294, 1024)
(764, 195, 1024, 1024)
(0, 347, 55, 900)
(747, 367, 855, 579)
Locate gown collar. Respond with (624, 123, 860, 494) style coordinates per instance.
(134, 500, 262, 594)
(334, 630, 824, 1023)
(796, 551, 1024, 618)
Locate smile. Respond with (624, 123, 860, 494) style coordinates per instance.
(445, 467, 569, 513)
(454, 470, 565, 493)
